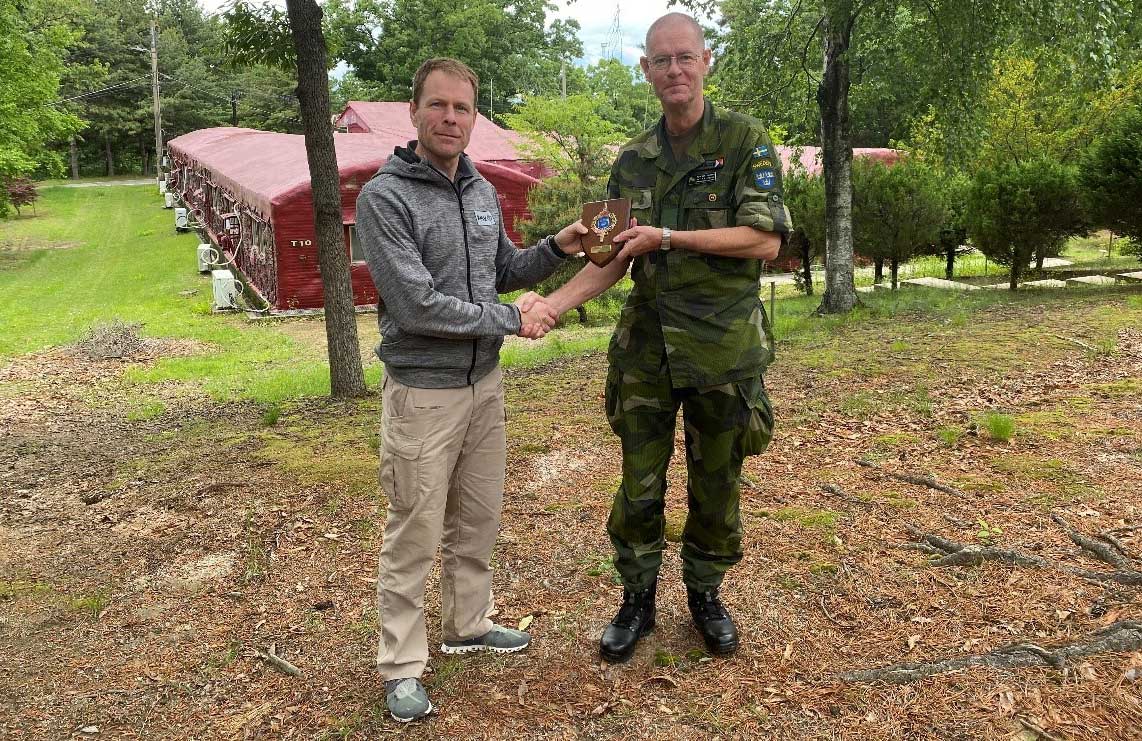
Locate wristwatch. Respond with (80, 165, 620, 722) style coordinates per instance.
(660, 226, 672, 251)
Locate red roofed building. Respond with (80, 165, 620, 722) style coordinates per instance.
(335, 101, 550, 180)
(167, 126, 542, 312)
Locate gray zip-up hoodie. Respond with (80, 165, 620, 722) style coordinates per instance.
(356, 143, 568, 388)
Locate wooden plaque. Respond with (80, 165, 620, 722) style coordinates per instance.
(578, 198, 631, 267)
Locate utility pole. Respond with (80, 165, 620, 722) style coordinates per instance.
(230, 91, 239, 126)
(149, 18, 163, 179)
(489, 76, 494, 122)
(560, 61, 567, 98)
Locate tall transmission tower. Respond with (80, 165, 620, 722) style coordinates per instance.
(599, 5, 622, 63)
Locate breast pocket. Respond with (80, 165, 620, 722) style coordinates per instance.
(684, 188, 731, 231)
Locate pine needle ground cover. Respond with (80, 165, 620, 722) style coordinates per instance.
(2, 184, 1141, 739)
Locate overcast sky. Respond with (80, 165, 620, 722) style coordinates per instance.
(198, 0, 699, 66)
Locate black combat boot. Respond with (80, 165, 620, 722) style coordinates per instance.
(599, 582, 656, 663)
(687, 587, 738, 656)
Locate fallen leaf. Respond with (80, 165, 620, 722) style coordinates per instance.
(910, 616, 934, 624)
(517, 680, 527, 706)
(783, 642, 794, 660)
(1075, 662, 1098, 681)
(907, 634, 921, 651)
(518, 614, 534, 631)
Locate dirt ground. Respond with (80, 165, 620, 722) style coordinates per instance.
(2, 290, 1141, 740)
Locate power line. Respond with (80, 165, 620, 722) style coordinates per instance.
(52, 76, 151, 105)
(160, 73, 234, 103)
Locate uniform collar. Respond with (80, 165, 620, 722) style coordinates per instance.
(643, 99, 721, 163)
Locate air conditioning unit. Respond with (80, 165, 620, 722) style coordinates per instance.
(211, 269, 243, 310)
(164, 192, 175, 209)
(174, 207, 189, 231)
(161, 155, 170, 168)
(159, 179, 167, 195)
(197, 244, 215, 273)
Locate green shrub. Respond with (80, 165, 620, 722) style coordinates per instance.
(965, 157, 1088, 288)
(1081, 101, 1142, 249)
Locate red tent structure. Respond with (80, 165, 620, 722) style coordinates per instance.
(334, 101, 550, 180)
(166, 126, 542, 313)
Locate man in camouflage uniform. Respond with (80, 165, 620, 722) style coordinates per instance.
(546, 12, 791, 662)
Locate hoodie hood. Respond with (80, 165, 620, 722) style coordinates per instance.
(376, 140, 481, 188)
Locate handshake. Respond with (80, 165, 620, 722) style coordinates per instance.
(514, 291, 560, 340)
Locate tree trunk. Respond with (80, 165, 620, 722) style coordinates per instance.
(69, 136, 79, 179)
(890, 256, 899, 290)
(800, 238, 813, 296)
(142, 142, 150, 178)
(1035, 249, 1045, 275)
(816, 5, 858, 314)
(945, 240, 955, 280)
(286, 0, 366, 398)
(105, 134, 115, 177)
(1009, 257, 1022, 290)
(873, 257, 884, 284)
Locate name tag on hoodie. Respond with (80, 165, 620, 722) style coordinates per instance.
(474, 210, 497, 226)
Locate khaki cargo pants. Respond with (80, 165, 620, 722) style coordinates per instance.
(375, 366, 505, 680)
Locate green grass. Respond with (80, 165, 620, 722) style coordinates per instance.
(978, 411, 1016, 442)
(0, 186, 381, 402)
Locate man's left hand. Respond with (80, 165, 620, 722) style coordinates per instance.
(614, 222, 663, 260)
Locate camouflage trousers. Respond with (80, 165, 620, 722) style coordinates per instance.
(604, 368, 775, 592)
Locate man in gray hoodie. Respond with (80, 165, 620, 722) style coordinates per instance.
(356, 57, 587, 723)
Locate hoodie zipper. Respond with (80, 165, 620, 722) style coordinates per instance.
(424, 156, 479, 387)
(455, 181, 477, 387)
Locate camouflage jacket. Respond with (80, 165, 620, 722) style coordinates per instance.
(606, 100, 793, 388)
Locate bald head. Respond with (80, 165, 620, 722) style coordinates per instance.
(645, 12, 705, 54)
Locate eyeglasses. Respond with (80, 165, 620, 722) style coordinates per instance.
(647, 52, 702, 71)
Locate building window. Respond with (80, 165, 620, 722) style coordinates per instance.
(347, 224, 363, 262)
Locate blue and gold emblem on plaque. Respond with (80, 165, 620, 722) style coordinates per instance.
(591, 204, 618, 244)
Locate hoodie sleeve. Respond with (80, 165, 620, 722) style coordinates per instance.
(493, 202, 569, 293)
(357, 180, 522, 339)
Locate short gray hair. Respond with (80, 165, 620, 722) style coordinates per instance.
(645, 12, 705, 53)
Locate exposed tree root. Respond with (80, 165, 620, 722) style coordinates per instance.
(820, 483, 874, 508)
(902, 522, 1142, 587)
(841, 620, 1142, 684)
(856, 459, 964, 496)
(1052, 514, 1135, 570)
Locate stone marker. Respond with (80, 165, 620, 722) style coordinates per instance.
(1067, 275, 1117, 286)
(1021, 279, 1068, 288)
(901, 277, 981, 291)
(1117, 271, 1142, 283)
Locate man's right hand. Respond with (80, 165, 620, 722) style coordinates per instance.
(514, 291, 557, 339)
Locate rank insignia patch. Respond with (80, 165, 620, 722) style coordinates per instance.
(754, 168, 776, 189)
